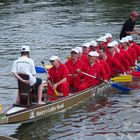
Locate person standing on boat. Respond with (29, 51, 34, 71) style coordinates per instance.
(47, 55, 69, 96)
(120, 11, 140, 39)
(11, 45, 45, 105)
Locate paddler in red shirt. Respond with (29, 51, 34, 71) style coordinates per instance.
(65, 48, 83, 92)
(107, 41, 131, 72)
(78, 51, 108, 91)
(47, 55, 69, 96)
(89, 40, 98, 52)
(96, 36, 108, 52)
(98, 46, 126, 77)
(120, 37, 135, 68)
(104, 33, 112, 44)
(126, 36, 140, 60)
(81, 42, 90, 62)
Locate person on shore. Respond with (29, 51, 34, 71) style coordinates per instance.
(47, 55, 69, 96)
(120, 11, 140, 39)
(11, 45, 45, 105)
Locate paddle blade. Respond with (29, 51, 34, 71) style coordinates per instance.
(111, 75, 132, 82)
(45, 65, 52, 69)
(54, 90, 59, 96)
(110, 82, 131, 92)
(35, 66, 46, 73)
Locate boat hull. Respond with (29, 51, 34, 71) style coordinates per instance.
(0, 83, 109, 124)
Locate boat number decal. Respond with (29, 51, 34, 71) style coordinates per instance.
(32, 103, 64, 118)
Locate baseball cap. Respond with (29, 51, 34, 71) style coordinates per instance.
(112, 40, 118, 46)
(107, 42, 115, 47)
(120, 37, 129, 43)
(125, 36, 133, 41)
(104, 33, 112, 38)
(97, 36, 106, 42)
(89, 40, 97, 47)
(71, 48, 79, 54)
(88, 51, 99, 57)
(49, 55, 59, 61)
(21, 45, 30, 52)
(75, 47, 83, 53)
(131, 11, 139, 17)
(82, 42, 90, 48)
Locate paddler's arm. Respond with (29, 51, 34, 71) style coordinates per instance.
(53, 78, 67, 90)
(12, 72, 29, 84)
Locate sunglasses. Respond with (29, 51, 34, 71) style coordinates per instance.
(107, 47, 113, 49)
(71, 51, 78, 54)
(50, 60, 55, 63)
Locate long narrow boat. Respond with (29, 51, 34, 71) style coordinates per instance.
(0, 83, 110, 125)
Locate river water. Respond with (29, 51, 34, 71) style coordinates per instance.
(0, 0, 140, 139)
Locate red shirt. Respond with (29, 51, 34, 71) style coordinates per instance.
(48, 63, 69, 83)
(120, 49, 134, 66)
(99, 59, 111, 79)
(131, 42, 140, 59)
(80, 53, 88, 62)
(109, 52, 130, 71)
(127, 47, 137, 62)
(106, 55, 125, 76)
(82, 61, 107, 85)
(65, 58, 83, 74)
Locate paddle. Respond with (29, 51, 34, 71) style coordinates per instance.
(35, 66, 46, 73)
(130, 71, 140, 77)
(111, 75, 132, 82)
(81, 71, 131, 92)
(41, 61, 59, 96)
(35, 65, 52, 74)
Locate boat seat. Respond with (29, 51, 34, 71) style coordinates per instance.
(18, 73, 34, 106)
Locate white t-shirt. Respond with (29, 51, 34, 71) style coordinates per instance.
(11, 56, 36, 86)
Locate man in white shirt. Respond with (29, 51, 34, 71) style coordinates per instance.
(11, 45, 45, 105)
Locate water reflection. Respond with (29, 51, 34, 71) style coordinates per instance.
(10, 95, 140, 140)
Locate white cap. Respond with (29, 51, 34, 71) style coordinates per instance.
(107, 42, 115, 47)
(97, 36, 106, 42)
(75, 47, 83, 53)
(71, 48, 79, 54)
(49, 55, 59, 61)
(125, 36, 133, 41)
(21, 45, 30, 52)
(112, 40, 118, 46)
(120, 37, 129, 43)
(89, 40, 97, 47)
(88, 51, 99, 57)
(104, 33, 112, 38)
(82, 42, 90, 48)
